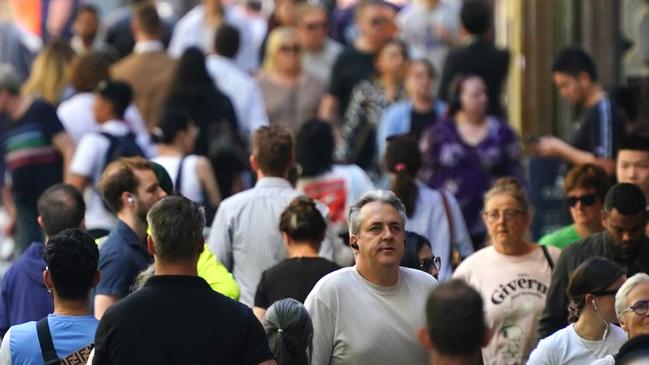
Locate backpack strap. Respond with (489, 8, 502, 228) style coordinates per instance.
(541, 245, 555, 271)
(174, 155, 187, 194)
(98, 131, 118, 171)
(36, 317, 60, 365)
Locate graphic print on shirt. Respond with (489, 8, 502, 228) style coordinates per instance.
(303, 179, 347, 225)
(490, 273, 549, 363)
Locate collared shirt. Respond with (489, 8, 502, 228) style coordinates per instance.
(133, 40, 164, 55)
(205, 54, 268, 140)
(95, 220, 152, 299)
(207, 177, 333, 306)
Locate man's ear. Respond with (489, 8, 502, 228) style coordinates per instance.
(37, 216, 44, 230)
(43, 270, 53, 291)
(146, 234, 156, 256)
(601, 210, 607, 229)
(249, 154, 259, 172)
(417, 327, 433, 349)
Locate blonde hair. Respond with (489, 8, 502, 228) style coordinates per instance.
(263, 26, 300, 74)
(483, 177, 531, 214)
(21, 38, 74, 104)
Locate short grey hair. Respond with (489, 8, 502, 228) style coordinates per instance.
(347, 190, 407, 236)
(146, 195, 206, 263)
(616, 273, 649, 318)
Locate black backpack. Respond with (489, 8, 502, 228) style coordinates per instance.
(99, 132, 145, 170)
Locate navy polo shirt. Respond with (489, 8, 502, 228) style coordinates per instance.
(95, 220, 152, 299)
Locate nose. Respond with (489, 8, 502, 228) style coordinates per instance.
(622, 231, 632, 242)
(158, 186, 168, 198)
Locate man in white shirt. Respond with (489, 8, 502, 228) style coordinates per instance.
(168, 0, 259, 72)
(305, 190, 437, 365)
(206, 23, 268, 142)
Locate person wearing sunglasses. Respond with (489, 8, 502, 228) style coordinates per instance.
(400, 231, 442, 279)
(590, 273, 649, 365)
(452, 177, 560, 365)
(296, 4, 342, 86)
(540, 164, 611, 250)
(540, 183, 649, 340)
(528, 257, 627, 364)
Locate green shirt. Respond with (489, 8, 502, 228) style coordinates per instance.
(539, 225, 581, 250)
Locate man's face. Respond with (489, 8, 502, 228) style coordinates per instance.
(567, 187, 603, 227)
(297, 10, 329, 51)
(351, 202, 405, 270)
(553, 72, 586, 106)
(617, 150, 649, 199)
(133, 168, 167, 222)
(73, 10, 99, 43)
(357, 4, 396, 48)
(620, 283, 649, 338)
(603, 208, 648, 262)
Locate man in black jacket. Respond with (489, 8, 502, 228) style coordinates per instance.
(539, 183, 649, 338)
(437, 0, 509, 118)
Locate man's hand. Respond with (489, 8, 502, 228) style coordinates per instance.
(535, 136, 570, 158)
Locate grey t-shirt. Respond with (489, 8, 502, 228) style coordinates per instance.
(305, 266, 437, 365)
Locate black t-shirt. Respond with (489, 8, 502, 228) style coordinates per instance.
(0, 99, 64, 203)
(571, 96, 626, 159)
(329, 46, 375, 117)
(93, 275, 274, 365)
(254, 257, 341, 309)
(409, 108, 438, 142)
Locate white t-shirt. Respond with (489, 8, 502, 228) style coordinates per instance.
(305, 266, 437, 365)
(151, 155, 203, 203)
(70, 121, 154, 231)
(453, 245, 560, 365)
(527, 324, 627, 365)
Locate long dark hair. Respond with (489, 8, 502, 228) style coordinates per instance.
(400, 231, 431, 271)
(384, 134, 421, 217)
(166, 47, 215, 101)
(296, 119, 334, 177)
(566, 257, 624, 322)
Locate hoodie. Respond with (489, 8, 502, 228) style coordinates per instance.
(0, 242, 53, 337)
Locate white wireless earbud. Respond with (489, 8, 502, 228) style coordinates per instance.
(127, 195, 135, 205)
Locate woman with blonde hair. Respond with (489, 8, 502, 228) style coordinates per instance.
(453, 177, 560, 365)
(21, 38, 75, 105)
(257, 26, 325, 135)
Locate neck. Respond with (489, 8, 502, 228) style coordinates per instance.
(574, 221, 603, 239)
(276, 67, 301, 81)
(305, 42, 324, 53)
(117, 212, 147, 243)
(256, 169, 288, 181)
(456, 111, 485, 126)
(494, 240, 533, 256)
(287, 242, 320, 258)
(583, 85, 605, 108)
(154, 260, 198, 276)
(575, 313, 608, 341)
(429, 350, 482, 365)
(53, 296, 91, 316)
(412, 96, 434, 112)
(355, 37, 379, 53)
(157, 144, 184, 156)
(81, 36, 94, 48)
(135, 35, 159, 44)
(356, 262, 399, 286)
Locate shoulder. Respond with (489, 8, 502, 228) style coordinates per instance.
(400, 267, 438, 288)
(308, 267, 355, 296)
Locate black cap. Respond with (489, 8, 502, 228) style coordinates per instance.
(615, 334, 649, 364)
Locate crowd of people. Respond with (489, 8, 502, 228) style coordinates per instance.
(2, 0, 649, 364)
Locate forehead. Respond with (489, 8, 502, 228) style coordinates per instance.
(463, 77, 486, 92)
(133, 168, 157, 187)
(358, 4, 388, 19)
(628, 282, 649, 302)
(359, 201, 402, 225)
(553, 72, 577, 85)
(606, 209, 647, 227)
(301, 9, 327, 21)
(618, 150, 649, 164)
(485, 193, 521, 210)
(567, 186, 597, 195)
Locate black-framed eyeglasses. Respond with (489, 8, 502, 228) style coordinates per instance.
(623, 300, 649, 316)
(420, 256, 441, 273)
(566, 193, 598, 207)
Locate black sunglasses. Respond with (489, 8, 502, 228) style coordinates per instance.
(566, 193, 598, 207)
(420, 256, 441, 273)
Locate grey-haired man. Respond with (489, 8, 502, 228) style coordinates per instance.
(305, 190, 437, 365)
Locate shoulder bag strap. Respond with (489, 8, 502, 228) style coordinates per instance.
(36, 317, 60, 365)
(174, 155, 187, 194)
(439, 190, 457, 249)
(541, 245, 555, 271)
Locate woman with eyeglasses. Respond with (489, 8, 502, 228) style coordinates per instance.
(453, 177, 560, 365)
(384, 134, 473, 281)
(400, 231, 441, 279)
(528, 257, 627, 364)
(257, 26, 325, 136)
(591, 273, 649, 365)
(539, 164, 611, 250)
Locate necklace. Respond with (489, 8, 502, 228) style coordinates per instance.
(574, 324, 606, 360)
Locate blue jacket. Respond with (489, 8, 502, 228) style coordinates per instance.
(0, 243, 53, 337)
